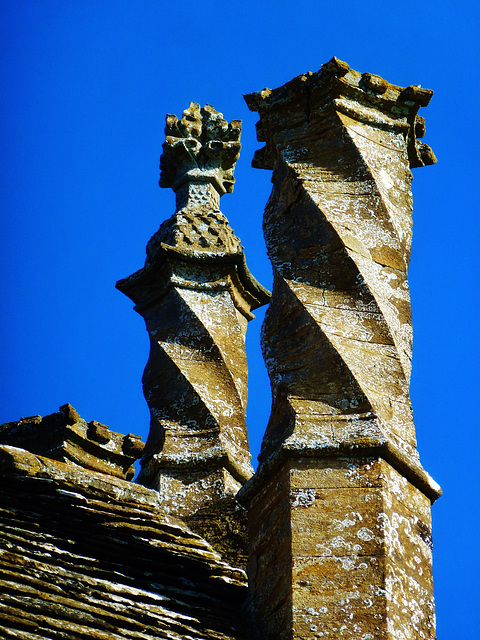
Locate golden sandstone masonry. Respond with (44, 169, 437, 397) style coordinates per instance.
(116, 102, 269, 565)
(117, 103, 269, 518)
(0, 58, 440, 640)
(239, 57, 441, 639)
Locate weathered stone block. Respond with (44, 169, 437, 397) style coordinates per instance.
(291, 486, 384, 558)
(243, 455, 436, 639)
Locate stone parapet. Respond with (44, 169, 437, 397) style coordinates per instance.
(0, 404, 143, 480)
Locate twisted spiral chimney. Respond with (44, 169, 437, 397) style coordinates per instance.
(117, 103, 269, 522)
(240, 59, 441, 640)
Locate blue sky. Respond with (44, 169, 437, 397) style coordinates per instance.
(1, 2, 479, 637)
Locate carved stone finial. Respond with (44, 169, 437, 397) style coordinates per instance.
(159, 102, 241, 205)
(116, 103, 269, 538)
(144, 104, 244, 261)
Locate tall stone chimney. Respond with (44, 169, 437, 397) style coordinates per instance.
(240, 58, 441, 639)
(117, 103, 269, 525)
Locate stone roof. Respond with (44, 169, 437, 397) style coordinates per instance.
(0, 443, 248, 639)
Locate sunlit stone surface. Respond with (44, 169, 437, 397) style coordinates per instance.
(240, 58, 441, 640)
(117, 104, 269, 542)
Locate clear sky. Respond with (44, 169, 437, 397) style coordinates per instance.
(1, 2, 479, 637)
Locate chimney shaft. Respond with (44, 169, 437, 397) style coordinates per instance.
(117, 103, 269, 519)
(240, 59, 440, 640)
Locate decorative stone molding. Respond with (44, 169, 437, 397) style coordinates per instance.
(0, 404, 143, 480)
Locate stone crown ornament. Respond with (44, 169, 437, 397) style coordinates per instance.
(159, 102, 242, 196)
(145, 104, 246, 260)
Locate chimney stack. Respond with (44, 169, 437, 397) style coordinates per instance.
(240, 58, 441, 640)
(117, 103, 269, 526)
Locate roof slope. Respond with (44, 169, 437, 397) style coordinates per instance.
(0, 445, 247, 640)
